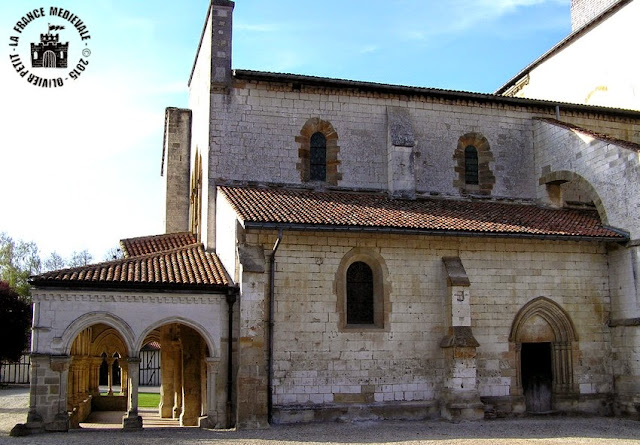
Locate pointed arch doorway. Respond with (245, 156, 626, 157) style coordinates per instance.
(510, 297, 577, 413)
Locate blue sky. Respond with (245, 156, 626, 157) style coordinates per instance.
(0, 0, 570, 262)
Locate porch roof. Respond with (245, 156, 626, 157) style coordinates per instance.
(219, 185, 626, 241)
(31, 233, 232, 291)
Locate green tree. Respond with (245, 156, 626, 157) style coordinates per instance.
(0, 233, 41, 297)
(0, 281, 31, 364)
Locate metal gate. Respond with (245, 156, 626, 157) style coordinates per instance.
(1, 354, 30, 384)
(139, 345, 161, 386)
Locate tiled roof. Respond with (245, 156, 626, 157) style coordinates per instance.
(219, 185, 626, 240)
(120, 232, 198, 258)
(32, 235, 231, 291)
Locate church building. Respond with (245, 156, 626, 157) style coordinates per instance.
(17, 0, 640, 433)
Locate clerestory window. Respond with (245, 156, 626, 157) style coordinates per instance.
(464, 145, 479, 185)
(310, 132, 327, 181)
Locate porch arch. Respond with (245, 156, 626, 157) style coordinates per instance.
(509, 297, 577, 395)
(61, 312, 135, 357)
(136, 318, 221, 427)
(135, 316, 218, 358)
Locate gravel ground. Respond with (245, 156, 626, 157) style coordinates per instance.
(2, 385, 640, 444)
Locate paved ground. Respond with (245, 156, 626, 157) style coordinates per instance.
(2, 385, 640, 444)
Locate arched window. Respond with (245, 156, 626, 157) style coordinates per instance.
(336, 248, 390, 331)
(453, 133, 495, 195)
(310, 132, 327, 181)
(464, 145, 479, 185)
(297, 118, 341, 185)
(346, 261, 374, 325)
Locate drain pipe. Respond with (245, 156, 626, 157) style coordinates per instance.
(225, 286, 238, 428)
(267, 229, 283, 424)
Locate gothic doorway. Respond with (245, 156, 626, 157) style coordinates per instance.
(510, 297, 577, 412)
(521, 342, 552, 412)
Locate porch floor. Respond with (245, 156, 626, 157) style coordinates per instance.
(80, 408, 186, 429)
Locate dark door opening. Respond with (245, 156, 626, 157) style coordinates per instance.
(99, 358, 108, 385)
(521, 342, 552, 413)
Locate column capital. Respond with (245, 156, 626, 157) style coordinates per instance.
(50, 355, 72, 372)
(126, 357, 141, 365)
(206, 356, 220, 365)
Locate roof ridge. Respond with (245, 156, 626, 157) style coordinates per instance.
(33, 242, 206, 279)
(120, 231, 195, 244)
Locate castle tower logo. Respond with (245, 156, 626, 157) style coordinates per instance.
(8, 7, 92, 88)
(31, 24, 69, 69)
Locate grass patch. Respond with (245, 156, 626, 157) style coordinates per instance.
(138, 392, 161, 408)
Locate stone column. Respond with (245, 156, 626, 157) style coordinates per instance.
(173, 342, 183, 419)
(159, 326, 175, 418)
(199, 357, 220, 428)
(80, 357, 90, 399)
(122, 358, 142, 429)
(48, 356, 72, 432)
(106, 358, 115, 396)
(120, 361, 129, 397)
(90, 358, 102, 396)
(179, 327, 202, 426)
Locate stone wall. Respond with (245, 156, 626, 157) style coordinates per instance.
(239, 229, 612, 421)
(31, 290, 226, 357)
(534, 119, 640, 238)
(205, 79, 640, 205)
(207, 81, 548, 199)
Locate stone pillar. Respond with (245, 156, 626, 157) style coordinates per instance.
(163, 107, 192, 234)
(180, 327, 202, 426)
(122, 358, 142, 429)
(107, 358, 115, 396)
(210, 0, 235, 90)
(386, 106, 416, 198)
(199, 357, 220, 428)
(120, 361, 129, 397)
(236, 245, 270, 429)
(90, 358, 101, 396)
(80, 357, 90, 399)
(49, 356, 72, 431)
(173, 342, 183, 419)
(440, 257, 484, 420)
(159, 326, 175, 418)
